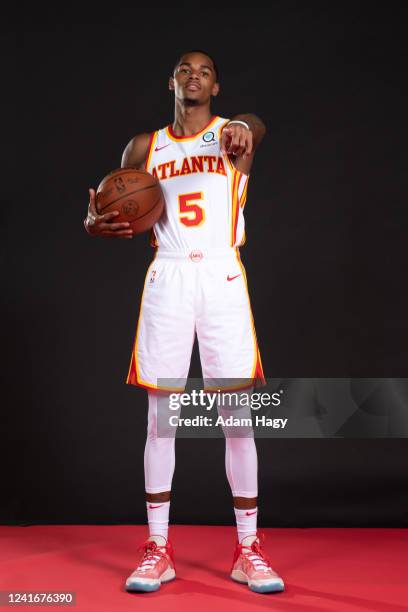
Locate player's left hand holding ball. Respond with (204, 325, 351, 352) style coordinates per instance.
(220, 122, 253, 159)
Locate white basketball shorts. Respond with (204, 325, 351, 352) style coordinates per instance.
(125, 247, 266, 392)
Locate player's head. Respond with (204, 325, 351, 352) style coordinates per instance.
(169, 50, 220, 105)
(172, 49, 219, 82)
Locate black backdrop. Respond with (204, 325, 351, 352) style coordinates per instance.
(4, 2, 407, 525)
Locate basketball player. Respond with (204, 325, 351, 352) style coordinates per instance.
(84, 50, 284, 595)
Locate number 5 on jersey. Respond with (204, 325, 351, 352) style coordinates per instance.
(179, 192, 205, 227)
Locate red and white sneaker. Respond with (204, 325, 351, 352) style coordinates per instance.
(125, 535, 176, 592)
(230, 533, 284, 593)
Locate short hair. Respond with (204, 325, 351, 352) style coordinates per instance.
(173, 49, 219, 82)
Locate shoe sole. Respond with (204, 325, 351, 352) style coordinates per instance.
(126, 568, 176, 592)
(231, 570, 285, 594)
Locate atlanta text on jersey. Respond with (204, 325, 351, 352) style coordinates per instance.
(151, 155, 227, 180)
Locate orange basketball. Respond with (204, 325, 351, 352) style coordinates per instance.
(95, 168, 164, 234)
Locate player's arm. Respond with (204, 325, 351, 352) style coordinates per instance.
(220, 114, 266, 175)
(84, 133, 151, 237)
(121, 132, 152, 170)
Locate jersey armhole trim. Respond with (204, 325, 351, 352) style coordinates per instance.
(144, 131, 158, 173)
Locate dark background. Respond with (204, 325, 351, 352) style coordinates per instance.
(4, 2, 407, 525)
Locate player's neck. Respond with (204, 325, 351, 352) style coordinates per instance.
(172, 106, 214, 137)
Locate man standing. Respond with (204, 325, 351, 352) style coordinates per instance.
(85, 49, 284, 595)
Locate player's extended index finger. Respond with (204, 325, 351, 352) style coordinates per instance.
(220, 128, 232, 154)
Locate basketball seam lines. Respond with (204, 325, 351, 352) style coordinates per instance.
(131, 196, 163, 221)
(98, 183, 158, 213)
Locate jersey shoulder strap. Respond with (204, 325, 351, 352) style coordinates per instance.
(144, 131, 159, 172)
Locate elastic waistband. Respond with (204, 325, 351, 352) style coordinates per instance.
(155, 247, 240, 261)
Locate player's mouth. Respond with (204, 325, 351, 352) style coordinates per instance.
(185, 82, 201, 91)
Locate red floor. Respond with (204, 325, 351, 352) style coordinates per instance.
(0, 525, 407, 611)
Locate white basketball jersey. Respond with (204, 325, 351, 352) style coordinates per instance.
(144, 115, 249, 250)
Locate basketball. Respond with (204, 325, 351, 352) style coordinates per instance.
(95, 168, 165, 234)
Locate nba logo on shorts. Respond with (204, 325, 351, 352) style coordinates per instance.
(149, 270, 157, 283)
(189, 250, 203, 262)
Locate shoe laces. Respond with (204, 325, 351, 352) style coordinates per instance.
(135, 540, 167, 572)
(240, 536, 273, 573)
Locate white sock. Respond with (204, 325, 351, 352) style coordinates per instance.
(146, 500, 170, 540)
(147, 534, 167, 546)
(234, 507, 258, 543)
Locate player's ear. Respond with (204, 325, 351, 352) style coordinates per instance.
(212, 82, 220, 97)
(169, 76, 175, 91)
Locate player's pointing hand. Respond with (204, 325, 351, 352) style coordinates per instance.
(220, 123, 253, 159)
(84, 188, 134, 238)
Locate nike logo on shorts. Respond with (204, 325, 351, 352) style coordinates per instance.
(227, 274, 241, 282)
